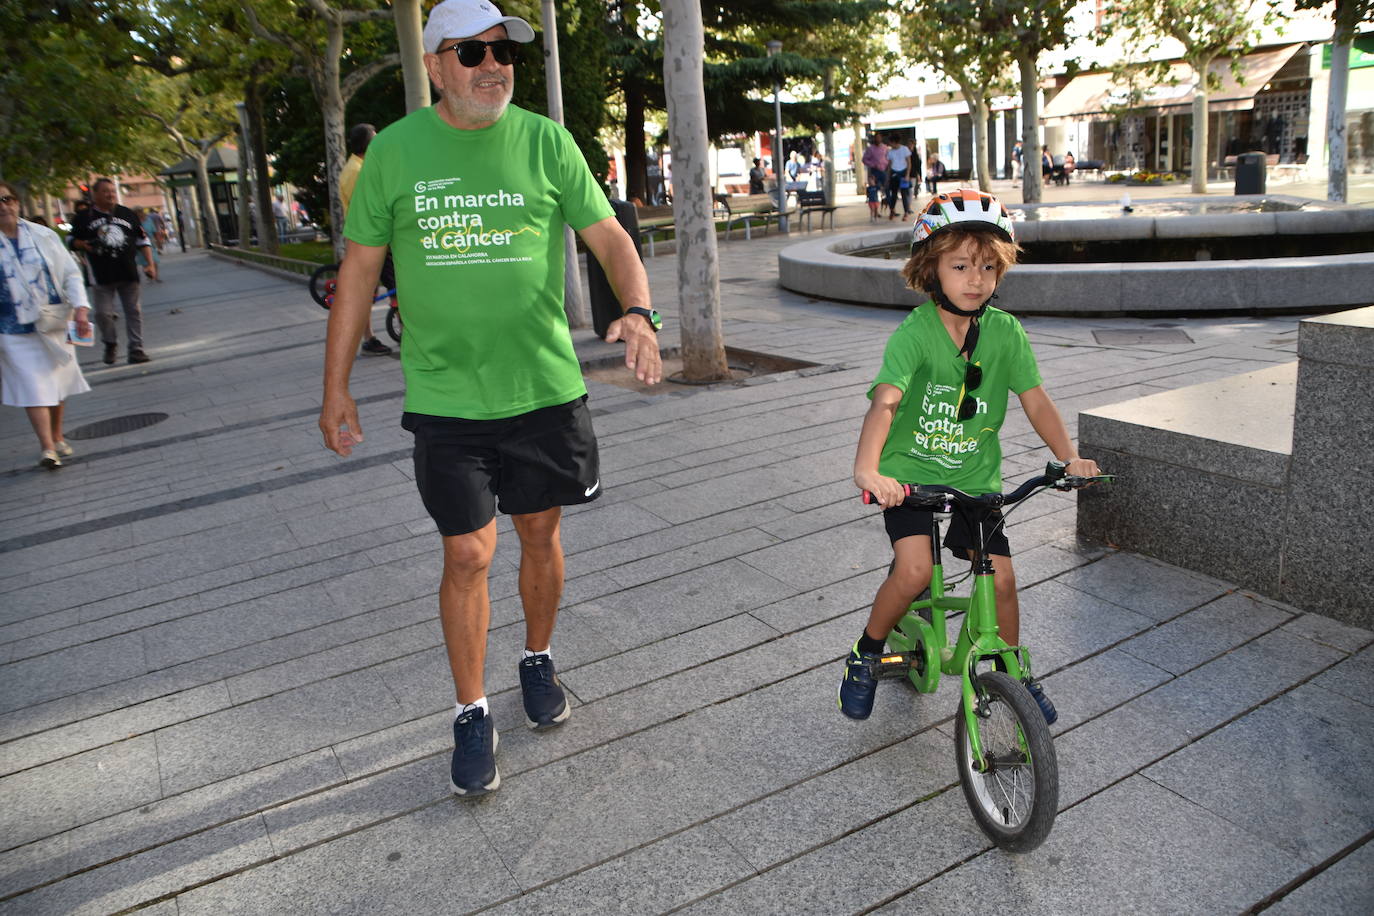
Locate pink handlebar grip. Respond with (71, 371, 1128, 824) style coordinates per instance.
(861, 484, 912, 505)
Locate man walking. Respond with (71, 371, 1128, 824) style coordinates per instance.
(319, 0, 662, 797)
(70, 178, 153, 364)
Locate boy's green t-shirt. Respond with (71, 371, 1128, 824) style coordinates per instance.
(870, 301, 1043, 494)
(345, 104, 614, 419)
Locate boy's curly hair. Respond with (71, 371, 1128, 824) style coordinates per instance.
(899, 227, 1021, 294)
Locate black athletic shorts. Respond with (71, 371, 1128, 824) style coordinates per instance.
(882, 505, 1011, 558)
(402, 396, 601, 537)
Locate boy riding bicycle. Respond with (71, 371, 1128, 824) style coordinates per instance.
(839, 189, 1100, 723)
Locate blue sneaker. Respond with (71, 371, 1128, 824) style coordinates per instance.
(1025, 679, 1058, 725)
(451, 706, 500, 796)
(838, 643, 880, 720)
(518, 654, 571, 730)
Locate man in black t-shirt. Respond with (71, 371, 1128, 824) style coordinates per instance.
(70, 178, 154, 364)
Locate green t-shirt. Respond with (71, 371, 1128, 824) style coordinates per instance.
(869, 301, 1042, 494)
(345, 104, 614, 419)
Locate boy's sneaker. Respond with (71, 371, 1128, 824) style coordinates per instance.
(360, 336, 392, 355)
(451, 706, 500, 796)
(1024, 679, 1058, 725)
(518, 655, 571, 729)
(838, 643, 880, 720)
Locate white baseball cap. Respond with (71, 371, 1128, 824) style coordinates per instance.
(423, 0, 535, 53)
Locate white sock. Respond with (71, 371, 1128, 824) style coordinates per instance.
(523, 647, 552, 662)
(456, 697, 489, 719)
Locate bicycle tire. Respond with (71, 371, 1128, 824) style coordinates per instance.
(309, 263, 340, 309)
(954, 670, 1058, 852)
(385, 306, 402, 343)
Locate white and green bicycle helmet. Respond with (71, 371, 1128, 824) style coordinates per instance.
(910, 188, 1016, 255)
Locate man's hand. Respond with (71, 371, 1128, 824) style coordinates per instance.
(320, 391, 364, 456)
(604, 313, 662, 385)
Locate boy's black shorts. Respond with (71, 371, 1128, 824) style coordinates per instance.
(882, 505, 1011, 558)
(402, 396, 601, 537)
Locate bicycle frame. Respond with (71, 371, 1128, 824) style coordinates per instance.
(882, 504, 1034, 772)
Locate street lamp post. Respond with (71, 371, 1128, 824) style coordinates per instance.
(766, 39, 788, 233)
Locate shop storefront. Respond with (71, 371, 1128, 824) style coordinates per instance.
(1041, 43, 1311, 176)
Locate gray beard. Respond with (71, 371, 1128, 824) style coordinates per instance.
(442, 82, 512, 127)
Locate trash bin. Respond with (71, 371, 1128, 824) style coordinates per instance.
(588, 198, 642, 339)
(1235, 151, 1266, 195)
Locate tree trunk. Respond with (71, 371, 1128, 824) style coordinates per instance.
(193, 148, 221, 247)
(1190, 70, 1209, 195)
(822, 68, 836, 206)
(1017, 52, 1041, 204)
(1326, 32, 1350, 202)
(963, 90, 991, 193)
(394, 0, 430, 113)
(662, 0, 729, 382)
(316, 54, 349, 260)
(246, 82, 279, 253)
(851, 118, 864, 196)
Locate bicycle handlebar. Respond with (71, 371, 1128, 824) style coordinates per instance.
(861, 462, 1114, 509)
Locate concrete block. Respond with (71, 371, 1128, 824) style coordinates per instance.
(900, 776, 1298, 914)
(154, 670, 402, 795)
(175, 802, 518, 914)
(1146, 682, 1374, 865)
(1265, 838, 1374, 915)
(1078, 362, 1295, 486)
(0, 735, 162, 849)
(1309, 645, 1374, 708)
(740, 518, 892, 592)
(0, 631, 150, 715)
(0, 681, 231, 777)
(5, 815, 273, 916)
(562, 613, 779, 702)
(682, 788, 985, 915)
(1052, 551, 1233, 622)
(1114, 589, 1295, 676)
(571, 559, 795, 651)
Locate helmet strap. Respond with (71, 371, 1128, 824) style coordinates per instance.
(931, 279, 997, 321)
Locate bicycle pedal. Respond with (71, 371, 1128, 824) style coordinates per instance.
(870, 653, 916, 679)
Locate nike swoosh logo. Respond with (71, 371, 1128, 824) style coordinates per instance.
(584, 480, 600, 497)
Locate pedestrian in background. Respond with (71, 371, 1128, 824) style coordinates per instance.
(338, 122, 392, 357)
(69, 178, 153, 365)
(0, 180, 92, 469)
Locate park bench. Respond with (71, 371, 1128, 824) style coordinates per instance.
(633, 204, 675, 256)
(796, 189, 838, 231)
(716, 193, 788, 240)
(941, 168, 972, 183)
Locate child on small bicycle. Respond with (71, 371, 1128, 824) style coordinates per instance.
(839, 188, 1099, 724)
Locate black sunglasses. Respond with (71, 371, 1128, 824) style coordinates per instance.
(957, 362, 983, 421)
(0, 196, 17, 205)
(438, 38, 520, 68)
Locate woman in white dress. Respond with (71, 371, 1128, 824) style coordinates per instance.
(0, 181, 92, 469)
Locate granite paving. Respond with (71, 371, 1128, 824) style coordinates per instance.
(1, 178, 1371, 914)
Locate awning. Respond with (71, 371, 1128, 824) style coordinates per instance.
(1042, 43, 1304, 121)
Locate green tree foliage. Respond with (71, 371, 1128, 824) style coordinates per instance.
(610, 0, 889, 200)
(903, 1, 1018, 191)
(510, 0, 613, 185)
(0, 2, 170, 192)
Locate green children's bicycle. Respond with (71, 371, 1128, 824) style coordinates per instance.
(862, 463, 1112, 852)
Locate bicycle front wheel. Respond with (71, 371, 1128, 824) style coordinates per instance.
(309, 263, 340, 309)
(385, 305, 402, 343)
(954, 671, 1058, 852)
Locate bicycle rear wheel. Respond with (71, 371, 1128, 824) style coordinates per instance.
(954, 671, 1058, 852)
(385, 305, 402, 343)
(309, 263, 340, 309)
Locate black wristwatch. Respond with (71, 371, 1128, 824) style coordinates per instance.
(624, 307, 662, 332)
